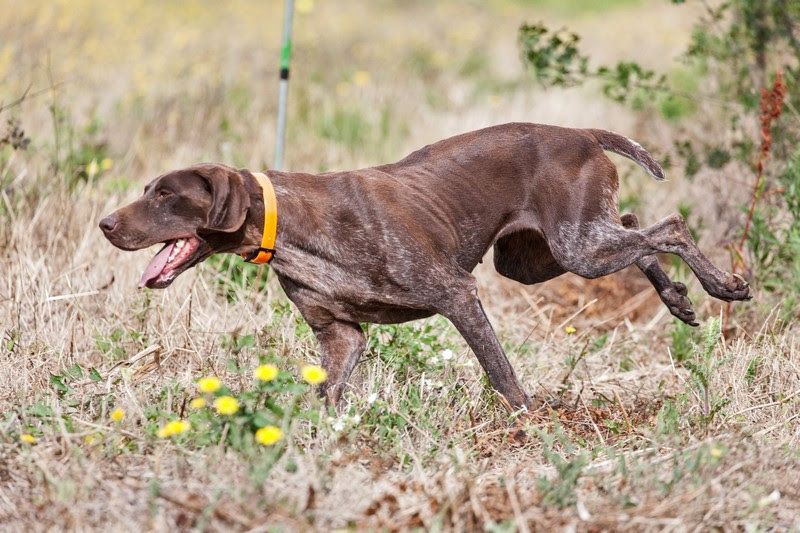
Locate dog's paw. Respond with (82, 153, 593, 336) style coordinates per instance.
(660, 282, 698, 326)
(703, 272, 751, 302)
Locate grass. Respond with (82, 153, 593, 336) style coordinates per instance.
(1, 0, 799, 530)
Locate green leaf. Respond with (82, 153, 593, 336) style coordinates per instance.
(49, 374, 71, 394)
(28, 402, 54, 418)
(66, 364, 84, 379)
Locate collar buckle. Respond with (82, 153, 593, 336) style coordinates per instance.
(242, 246, 276, 263)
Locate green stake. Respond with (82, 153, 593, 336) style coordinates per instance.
(274, 0, 294, 170)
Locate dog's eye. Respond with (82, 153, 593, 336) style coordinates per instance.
(157, 189, 173, 199)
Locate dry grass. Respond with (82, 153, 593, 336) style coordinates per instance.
(1, 1, 798, 531)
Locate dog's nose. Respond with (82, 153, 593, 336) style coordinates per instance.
(99, 214, 118, 234)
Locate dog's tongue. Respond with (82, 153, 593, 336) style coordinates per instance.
(139, 242, 175, 288)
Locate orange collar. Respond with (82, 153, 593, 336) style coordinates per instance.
(241, 171, 277, 264)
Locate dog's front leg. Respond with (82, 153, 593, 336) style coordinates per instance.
(310, 320, 366, 405)
(438, 279, 532, 411)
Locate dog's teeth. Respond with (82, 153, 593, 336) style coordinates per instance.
(176, 239, 185, 249)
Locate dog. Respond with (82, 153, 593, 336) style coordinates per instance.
(100, 123, 750, 410)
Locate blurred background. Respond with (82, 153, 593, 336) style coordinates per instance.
(2, 1, 707, 174)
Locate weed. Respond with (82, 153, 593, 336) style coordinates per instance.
(205, 254, 272, 302)
(665, 318, 730, 429)
(367, 319, 457, 379)
(533, 424, 590, 508)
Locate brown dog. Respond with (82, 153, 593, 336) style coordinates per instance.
(100, 123, 750, 410)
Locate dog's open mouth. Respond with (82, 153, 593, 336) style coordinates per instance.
(139, 237, 202, 289)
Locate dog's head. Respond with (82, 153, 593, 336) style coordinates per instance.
(99, 163, 251, 289)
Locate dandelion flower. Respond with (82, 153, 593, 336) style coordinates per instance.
(301, 364, 327, 385)
(157, 419, 190, 438)
(565, 325, 577, 335)
(214, 395, 239, 416)
(189, 397, 206, 410)
(110, 408, 124, 422)
(197, 376, 221, 394)
(99, 158, 113, 171)
(254, 364, 279, 382)
(255, 425, 283, 446)
(20, 433, 36, 444)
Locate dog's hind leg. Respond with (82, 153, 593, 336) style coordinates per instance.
(621, 213, 698, 326)
(437, 274, 532, 411)
(546, 213, 750, 303)
(311, 320, 366, 405)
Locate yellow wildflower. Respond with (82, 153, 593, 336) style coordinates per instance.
(157, 419, 190, 438)
(296, 0, 314, 14)
(110, 408, 125, 422)
(565, 325, 577, 335)
(197, 376, 221, 394)
(189, 397, 206, 410)
(352, 70, 371, 87)
(709, 445, 724, 459)
(99, 158, 113, 171)
(20, 434, 36, 444)
(301, 364, 327, 385)
(254, 364, 279, 382)
(214, 395, 239, 416)
(255, 426, 283, 446)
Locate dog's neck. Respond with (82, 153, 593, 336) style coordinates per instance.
(237, 170, 269, 253)
(238, 169, 299, 262)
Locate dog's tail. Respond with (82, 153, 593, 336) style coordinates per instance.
(588, 129, 665, 181)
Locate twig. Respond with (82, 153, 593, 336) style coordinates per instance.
(69, 344, 162, 388)
(505, 475, 530, 533)
(0, 81, 66, 115)
(73, 418, 140, 440)
(0, 84, 32, 115)
(753, 412, 800, 437)
(45, 290, 99, 302)
(613, 389, 633, 434)
(558, 339, 591, 393)
(724, 70, 787, 332)
(730, 387, 800, 417)
(555, 298, 597, 332)
(158, 490, 253, 528)
(579, 396, 606, 446)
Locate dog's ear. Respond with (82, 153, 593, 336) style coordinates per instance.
(195, 164, 251, 233)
